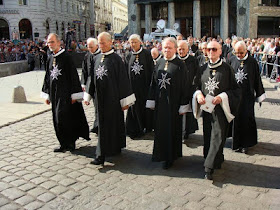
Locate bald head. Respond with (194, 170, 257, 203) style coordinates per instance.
(177, 40, 189, 57)
(207, 41, 222, 63)
(234, 41, 247, 59)
(151, 47, 159, 59)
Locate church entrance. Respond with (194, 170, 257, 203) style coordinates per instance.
(19, 18, 32, 39)
(0, 19, 9, 39)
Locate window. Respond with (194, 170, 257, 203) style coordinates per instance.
(19, 0, 27, 5)
(261, 0, 280, 6)
(66, 2, 69, 12)
(0, 0, 3, 5)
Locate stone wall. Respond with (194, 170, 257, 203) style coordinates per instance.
(0, 61, 28, 78)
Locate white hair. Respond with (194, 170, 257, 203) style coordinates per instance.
(235, 41, 247, 51)
(162, 37, 177, 48)
(98, 32, 112, 41)
(87, 38, 98, 46)
(128, 34, 142, 42)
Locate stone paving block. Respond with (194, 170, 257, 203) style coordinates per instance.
(70, 182, 88, 192)
(92, 191, 112, 201)
(14, 195, 35, 206)
(184, 191, 205, 202)
(40, 181, 58, 190)
(10, 179, 28, 187)
(14, 170, 30, 177)
(129, 183, 153, 195)
(0, 181, 12, 191)
(183, 201, 205, 210)
(201, 196, 222, 208)
(49, 185, 68, 195)
(239, 189, 260, 199)
(103, 195, 123, 206)
(59, 178, 76, 187)
(168, 196, 189, 207)
(1, 188, 25, 200)
(30, 177, 48, 185)
(95, 204, 114, 210)
(8, 168, 23, 174)
(49, 174, 67, 182)
(115, 199, 132, 210)
(76, 175, 93, 183)
(218, 202, 244, 210)
(109, 187, 128, 196)
(0, 197, 10, 207)
(57, 168, 72, 175)
(67, 171, 83, 179)
(0, 171, 10, 179)
(41, 171, 56, 178)
(139, 199, 170, 210)
(27, 187, 47, 197)
(18, 183, 36, 192)
(33, 168, 49, 175)
(1, 203, 21, 210)
(37, 192, 56, 203)
(79, 167, 99, 176)
(24, 201, 44, 210)
(2, 175, 18, 183)
(22, 173, 39, 181)
(61, 190, 80, 200)
(66, 162, 84, 170)
(73, 158, 89, 165)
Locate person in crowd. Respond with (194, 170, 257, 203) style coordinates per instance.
(41, 33, 90, 153)
(151, 47, 162, 65)
(193, 41, 241, 180)
(146, 37, 190, 169)
(125, 34, 154, 139)
(197, 42, 209, 67)
(84, 32, 135, 165)
(228, 41, 266, 154)
(177, 40, 199, 140)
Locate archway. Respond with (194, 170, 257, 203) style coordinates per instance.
(0, 18, 9, 39)
(19, 18, 32, 39)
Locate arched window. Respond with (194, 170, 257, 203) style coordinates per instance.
(0, 19, 9, 39)
(19, 18, 32, 39)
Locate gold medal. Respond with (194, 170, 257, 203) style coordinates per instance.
(164, 61, 168, 71)
(52, 58, 56, 67)
(101, 55, 105, 63)
(212, 70, 216, 76)
(240, 61, 244, 68)
(135, 54, 139, 62)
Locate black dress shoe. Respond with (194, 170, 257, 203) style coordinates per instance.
(241, 147, 248, 154)
(235, 148, 242, 153)
(162, 161, 173, 169)
(204, 172, 213, 180)
(67, 144, 76, 152)
(90, 156, 105, 165)
(53, 147, 67, 153)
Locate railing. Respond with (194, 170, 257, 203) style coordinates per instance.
(252, 52, 280, 83)
(0, 52, 26, 63)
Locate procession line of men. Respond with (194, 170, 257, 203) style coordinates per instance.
(41, 32, 266, 180)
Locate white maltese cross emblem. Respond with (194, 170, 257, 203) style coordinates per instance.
(50, 65, 62, 80)
(158, 73, 171, 89)
(235, 69, 247, 84)
(205, 77, 219, 95)
(131, 61, 143, 75)
(96, 65, 108, 80)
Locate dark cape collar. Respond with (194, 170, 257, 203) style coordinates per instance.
(101, 49, 114, 55)
(236, 53, 248, 61)
(154, 54, 162, 63)
(132, 47, 143, 55)
(164, 54, 176, 61)
(208, 58, 223, 69)
(178, 54, 190, 61)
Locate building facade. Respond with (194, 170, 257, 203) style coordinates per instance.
(93, 0, 113, 37)
(128, 0, 280, 39)
(112, 0, 128, 34)
(0, 0, 92, 41)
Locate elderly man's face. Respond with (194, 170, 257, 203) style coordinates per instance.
(207, 41, 222, 62)
(235, 45, 247, 59)
(98, 35, 112, 53)
(151, 50, 159, 59)
(163, 40, 177, 59)
(177, 42, 188, 57)
(87, 42, 98, 53)
(129, 39, 141, 52)
(47, 35, 60, 53)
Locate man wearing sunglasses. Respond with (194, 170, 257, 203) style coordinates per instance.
(228, 41, 266, 154)
(193, 41, 241, 180)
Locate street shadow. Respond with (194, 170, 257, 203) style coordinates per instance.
(183, 134, 204, 148)
(247, 142, 280, 157)
(263, 97, 280, 104)
(264, 87, 277, 92)
(256, 117, 280, 131)
(96, 150, 280, 189)
(26, 101, 44, 104)
(72, 145, 97, 159)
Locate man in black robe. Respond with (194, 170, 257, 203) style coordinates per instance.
(41, 33, 90, 153)
(146, 37, 190, 169)
(84, 32, 136, 165)
(81, 38, 100, 134)
(222, 38, 231, 59)
(228, 41, 266, 154)
(193, 41, 241, 180)
(125, 34, 154, 139)
(197, 42, 209, 67)
(177, 40, 199, 140)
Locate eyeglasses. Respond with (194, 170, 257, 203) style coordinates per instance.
(207, 48, 218, 52)
(202, 47, 207, 50)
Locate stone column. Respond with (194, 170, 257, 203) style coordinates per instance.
(236, 0, 250, 38)
(168, 2, 175, 29)
(193, 0, 201, 38)
(220, 0, 229, 40)
(145, 4, 152, 34)
(128, 0, 141, 36)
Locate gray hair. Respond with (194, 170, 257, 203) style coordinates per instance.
(47, 33, 60, 41)
(128, 34, 142, 42)
(177, 40, 188, 49)
(235, 41, 247, 51)
(162, 37, 177, 48)
(98, 32, 112, 41)
(87, 37, 98, 46)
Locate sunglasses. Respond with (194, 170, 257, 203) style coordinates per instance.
(207, 48, 218, 52)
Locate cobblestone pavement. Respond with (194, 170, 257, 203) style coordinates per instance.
(0, 80, 279, 210)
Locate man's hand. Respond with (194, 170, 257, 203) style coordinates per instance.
(122, 105, 129, 111)
(45, 100, 50, 105)
(212, 96, 222, 105)
(197, 93, 206, 105)
(84, 101, 90, 106)
(71, 99, 77, 104)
